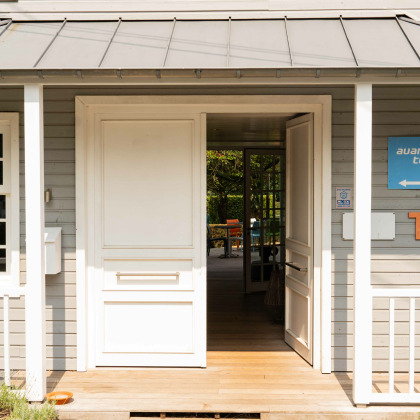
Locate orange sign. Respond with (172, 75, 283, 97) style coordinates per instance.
(408, 212, 420, 240)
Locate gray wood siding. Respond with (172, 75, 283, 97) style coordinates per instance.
(332, 86, 420, 372)
(0, 84, 418, 372)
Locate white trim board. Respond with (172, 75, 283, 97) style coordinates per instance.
(75, 95, 332, 373)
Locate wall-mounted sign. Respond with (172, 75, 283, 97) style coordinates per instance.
(388, 137, 420, 189)
(342, 212, 396, 240)
(408, 212, 420, 240)
(336, 187, 352, 209)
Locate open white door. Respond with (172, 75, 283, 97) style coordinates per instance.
(285, 114, 314, 365)
(89, 110, 206, 367)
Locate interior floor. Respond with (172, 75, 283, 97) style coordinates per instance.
(207, 248, 286, 352)
(206, 112, 289, 353)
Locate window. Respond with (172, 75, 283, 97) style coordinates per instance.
(0, 115, 19, 285)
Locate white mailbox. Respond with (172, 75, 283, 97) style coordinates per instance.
(45, 227, 62, 274)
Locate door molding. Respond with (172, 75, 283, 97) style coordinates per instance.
(75, 95, 332, 373)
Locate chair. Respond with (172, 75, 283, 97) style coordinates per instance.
(250, 220, 260, 248)
(207, 223, 227, 257)
(267, 219, 280, 245)
(226, 219, 243, 251)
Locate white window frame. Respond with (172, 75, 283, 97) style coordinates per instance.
(0, 113, 20, 287)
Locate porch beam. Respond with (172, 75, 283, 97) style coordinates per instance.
(4, 75, 420, 85)
(24, 84, 46, 402)
(352, 83, 373, 406)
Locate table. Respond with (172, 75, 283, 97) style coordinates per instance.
(213, 223, 243, 258)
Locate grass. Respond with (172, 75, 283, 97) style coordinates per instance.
(0, 384, 58, 420)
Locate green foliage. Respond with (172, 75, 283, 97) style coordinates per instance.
(206, 150, 283, 223)
(0, 384, 21, 413)
(207, 150, 243, 223)
(207, 195, 243, 224)
(8, 400, 57, 420)
(0, 384, 58, 420)
(206, 150, 243, 197)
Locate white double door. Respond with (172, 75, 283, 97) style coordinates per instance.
(89, 109, 206, 367)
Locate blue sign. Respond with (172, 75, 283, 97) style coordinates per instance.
(388, 137, 420, 189)
(336, 187, 352, 209)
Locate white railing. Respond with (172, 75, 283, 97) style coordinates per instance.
(0, 288, 25, 387)
(369, 288, 420, 404)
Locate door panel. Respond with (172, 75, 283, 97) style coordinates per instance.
(285, 114, 314, 365)
(244, 149, 285, 293)
(288, 125, 310, 245)
(103, 301, 194, 353)
(90, 112, 205, 367)
(102, 120, 194, 248)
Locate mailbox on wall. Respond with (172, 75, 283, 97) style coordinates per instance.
(45, 227, 62, 275)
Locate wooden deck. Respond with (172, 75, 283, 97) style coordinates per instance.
(49, 250, 420, 419)
(49, 356, 420, 419)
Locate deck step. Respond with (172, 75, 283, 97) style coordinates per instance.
(134, 415, 419, 420)
(261, 414, 419, 420)
(58, 411, 130, 420)
(57, 411, 420, 420)
(130, 415, 260, 420)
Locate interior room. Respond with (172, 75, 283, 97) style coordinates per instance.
(206, 112, 299, 353)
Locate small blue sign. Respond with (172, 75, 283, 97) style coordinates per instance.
(388, 137, 420, 189)
(336, 187, 352, 209)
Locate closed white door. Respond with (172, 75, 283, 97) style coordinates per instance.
(285, 114, 314, 365)
(90, 112, 206, 367)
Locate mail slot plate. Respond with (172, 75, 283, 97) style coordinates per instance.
(103, 259, 193, 291)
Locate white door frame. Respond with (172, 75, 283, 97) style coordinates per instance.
(75, 95, 332, 373)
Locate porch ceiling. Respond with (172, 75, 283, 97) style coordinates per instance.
(1, 16, 420, 71)
(207, 113, 296, 146)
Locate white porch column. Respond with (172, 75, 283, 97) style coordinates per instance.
(24, 84, 46, 401)
(353, 83, 373, 406)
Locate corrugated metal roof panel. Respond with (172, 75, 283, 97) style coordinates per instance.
(287, 19, 356, 67)
(101, 21, 173, 69)
(0, 17, 419, 70)
(344, 19, 420, 67)
(229, 20, 291, 68)
(37, 21, 116, 69)
(399, 19, 420, 59)
(0, 22, 61, 69)
(165, 20, 228, 68)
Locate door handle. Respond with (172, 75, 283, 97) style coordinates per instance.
(285, 262, 307, 273)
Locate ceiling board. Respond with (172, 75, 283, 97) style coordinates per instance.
(207, 113, 297, 144)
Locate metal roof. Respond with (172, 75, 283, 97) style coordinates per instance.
(1, 16, 420, 70)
